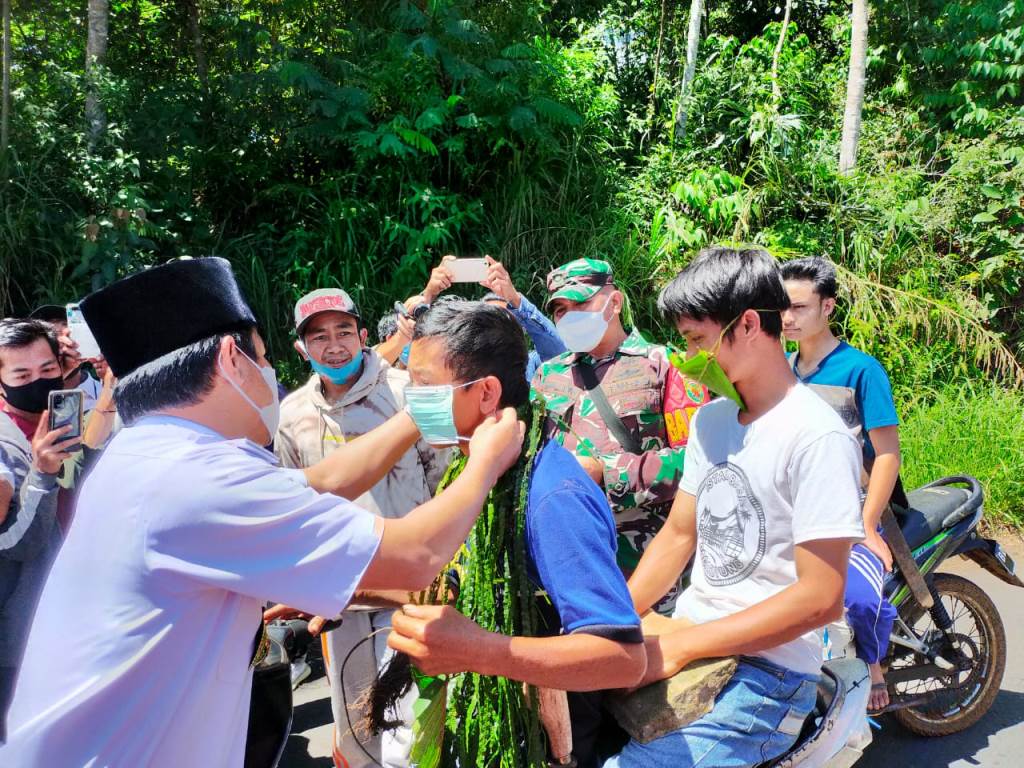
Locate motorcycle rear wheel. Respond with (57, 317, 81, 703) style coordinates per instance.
(889, 572, 1006, 736)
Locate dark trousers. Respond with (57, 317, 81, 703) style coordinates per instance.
(0, 664, 18, 744)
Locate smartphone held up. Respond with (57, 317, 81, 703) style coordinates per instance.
(446, 257, 489, 284)
(48, 389, 84, 452)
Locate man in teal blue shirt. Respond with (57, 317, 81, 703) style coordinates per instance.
(782, 256, 902, 711)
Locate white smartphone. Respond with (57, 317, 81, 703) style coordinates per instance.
(66, 303, 102, 359)
(447, 257, 489, 284)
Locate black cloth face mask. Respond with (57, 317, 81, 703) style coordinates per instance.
(1, 375, 64, 414)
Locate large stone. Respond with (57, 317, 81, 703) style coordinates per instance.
(606, 657, 738, 744)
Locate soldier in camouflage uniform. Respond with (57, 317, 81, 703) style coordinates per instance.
(531, 259, 708, 607)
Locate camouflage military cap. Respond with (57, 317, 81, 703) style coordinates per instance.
(545, 258, 614, 309)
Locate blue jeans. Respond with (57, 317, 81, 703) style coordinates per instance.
(603, 656, 819, 768)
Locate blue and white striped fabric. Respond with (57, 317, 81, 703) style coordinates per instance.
(845, 543, 897, 664)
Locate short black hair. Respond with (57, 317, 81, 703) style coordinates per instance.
(28, 305, 69, 324)
(377, 313, 399, 344)
(115, 326, 258, 425)
(780, 256, 838, 300)
(0, 318, 60, 368)
(412, 300, 529, 408)
(657, 246, 790, 338)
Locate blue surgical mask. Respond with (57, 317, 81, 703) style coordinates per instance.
(304, 345, 363, 386)
(404, 378, 484, 446)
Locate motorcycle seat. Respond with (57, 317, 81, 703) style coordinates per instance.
(895, 485, 973, 550)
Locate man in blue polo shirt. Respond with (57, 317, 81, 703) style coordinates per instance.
(390, 300, 645, 767)
(782, 256, 901, 711)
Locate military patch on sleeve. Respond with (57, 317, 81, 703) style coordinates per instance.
(685, 379, 706, 404)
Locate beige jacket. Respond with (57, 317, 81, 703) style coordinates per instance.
(275, 350, 447, 518)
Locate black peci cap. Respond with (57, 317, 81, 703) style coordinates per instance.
(80, 257, 257, 378)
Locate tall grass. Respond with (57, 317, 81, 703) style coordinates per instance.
(900, 384, 1024, 528)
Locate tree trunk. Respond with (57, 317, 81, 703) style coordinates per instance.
(1, 0, 11, 168)
(643, 0, 668, 143)
(673, 0, 704, 143)
(185, 0, 208, 92)
(85, 0, 109, 149)
(771, 0, 792, 104)
(839, 0, 869, 174)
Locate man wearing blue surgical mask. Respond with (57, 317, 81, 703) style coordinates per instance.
(275, 288, 446, 768)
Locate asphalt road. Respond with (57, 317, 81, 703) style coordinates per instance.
(283, 538, 1024, 768)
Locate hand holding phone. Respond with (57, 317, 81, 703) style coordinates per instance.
(66, 303, 102, 360)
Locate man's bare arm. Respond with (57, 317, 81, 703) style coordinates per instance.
(627, 491, 698, 614)
(302, 410, 420, 498)
(863, 425, 901, 570)
(358, 410, 525, 592)
(388, 604, 647, 691)
(640, 537, 853, 686)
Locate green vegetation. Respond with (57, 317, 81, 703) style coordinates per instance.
(901, 385, 1024, 528)
(0, 1, 1022, 518)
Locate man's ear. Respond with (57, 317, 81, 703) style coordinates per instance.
(218, 334, 245, 380)
(478, 375, 503, 416)
(822, 297, 836, 319)
(609, 289, 624, 316)
(740, 309, 762, 340)
(293, 339, 309, 361)
(359, 327, 369, 347)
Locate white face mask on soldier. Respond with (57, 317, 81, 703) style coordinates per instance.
(555, 296, 611, 354)
(219, 349, 281, 440)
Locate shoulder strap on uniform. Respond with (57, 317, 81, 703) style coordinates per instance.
(575, 360, 643, 455)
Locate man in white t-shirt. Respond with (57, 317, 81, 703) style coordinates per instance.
(2, 258, 524, 767)
(605, 246, 865, 768)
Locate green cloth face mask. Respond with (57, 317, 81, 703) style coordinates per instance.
(668, 347, 745, 411)
(667, 312, 753, 411)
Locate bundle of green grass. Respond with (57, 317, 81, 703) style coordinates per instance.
(367, 399, 549, 768)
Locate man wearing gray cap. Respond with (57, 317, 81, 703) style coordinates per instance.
(2, 258, 523, 767)
(275, 287, 445, 767)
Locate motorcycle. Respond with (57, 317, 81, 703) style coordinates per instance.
(755, 473, 1020, 767)
(881, 475, 1019, 735)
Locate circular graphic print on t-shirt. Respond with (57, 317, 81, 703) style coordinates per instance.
(696, 462, 767, 586)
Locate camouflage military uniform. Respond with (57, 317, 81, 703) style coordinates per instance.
(531, 259, 707, 596)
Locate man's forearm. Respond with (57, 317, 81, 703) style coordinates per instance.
(359, 459, 497, 592)
(374, 334, 405, 366)
(476, 632, 646, 691)
(863, 451, 901, 531)
(303, 410, 419, 497)
(628, 525, 695, 614)
(654, 577, 845, 681)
